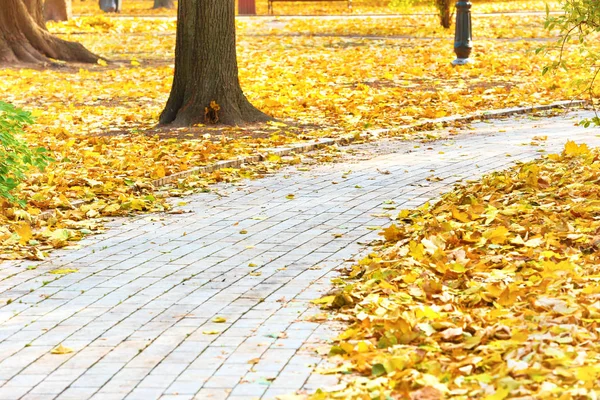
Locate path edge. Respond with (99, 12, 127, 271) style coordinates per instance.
(38, 99, 586, 221)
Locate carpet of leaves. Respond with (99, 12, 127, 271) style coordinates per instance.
(0, 4, 592, 260)
(72, 0, 561, 16)
(311, 141, 600, 399)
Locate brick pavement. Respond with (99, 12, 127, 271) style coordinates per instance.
(0, 111, 599, 400)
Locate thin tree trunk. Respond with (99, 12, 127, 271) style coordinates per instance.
(160, 0, 271, 126)
(45, 0, 72, 21)
(153, 0, 174, 9)
(435, 0, 452, 29)
(23, 0, 46, 27)
(0, 0, 98, 64)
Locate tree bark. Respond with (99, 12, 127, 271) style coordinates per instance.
(44, 0, 72, 21)
(435, 0, 452, 29)
(160, 0, 271, 126)
(23, 0, 46, 27)
(0, 0, 98, 64)
(153, 0, 174, 9)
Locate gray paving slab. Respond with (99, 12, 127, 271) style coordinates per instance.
(0, 111, 599, 399)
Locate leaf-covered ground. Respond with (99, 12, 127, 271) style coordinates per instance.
(72, 0, 561, 16)
(0, 2, 594, 260)
(311, 141, 600, 399)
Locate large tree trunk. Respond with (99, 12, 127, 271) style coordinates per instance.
(45, 0, 72, 21)
(153, 0, 174, 9)
(0, 0, 98, 64)
(159, 0, 271, 126)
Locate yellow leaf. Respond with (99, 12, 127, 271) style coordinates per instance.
(130, 199, 146, 211)
(409, 241, 425, 260)
(564, 140, 590, 157)
(483, 226, 509, 245)
(15, 222, 32, 246)
(152, 165, 166, 179)
(381, 224, 401, 242)
(575, 366, 600, 381)
(48, 229, 71, 248)
(311, 295, 335, 305)
(212, 316, 227, 323)
(51, 344, 73, 354)
(451, 207, 470, 223)
(49, 269, 78, 275)
(484, 387, 510, 400)
(202, 330, 220, 335)
(497, 287, 519, 306)
(267, 153, 281, 162)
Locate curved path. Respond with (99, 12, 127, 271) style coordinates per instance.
(0, 111, 598, 400)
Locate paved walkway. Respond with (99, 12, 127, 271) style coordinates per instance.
(0, 111, 599, 400)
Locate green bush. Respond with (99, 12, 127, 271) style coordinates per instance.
(0, 102, 53, 207)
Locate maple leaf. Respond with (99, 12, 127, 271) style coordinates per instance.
(381, 224, 402, 242)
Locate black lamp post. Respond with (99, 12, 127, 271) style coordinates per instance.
(452, 0, 472, 65)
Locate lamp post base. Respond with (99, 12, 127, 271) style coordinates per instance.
(452, 58, 472, 66)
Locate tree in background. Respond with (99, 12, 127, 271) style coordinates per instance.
(0, 0, 98, 64)
(160, 0, 271, 126)
(389, 0, 453, 28)
(154, 0, 174, 9)
(45, 0, 72, 21)
(434, 0, 452, 29)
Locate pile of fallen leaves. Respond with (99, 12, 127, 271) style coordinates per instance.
(313, 141, 600, 399)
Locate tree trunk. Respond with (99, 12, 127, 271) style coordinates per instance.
(23, 0, 46, 27)
(435, 0, 452, 29)
(99, 0, 122, 12)
(160, 0, 271, 126)
(44, 0, 72, 21)
(0, 0, 99, 64)
(153, 0, 174, 9)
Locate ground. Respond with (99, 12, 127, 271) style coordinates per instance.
(1, 3, 595, 260)
(2, 1, 600, 399)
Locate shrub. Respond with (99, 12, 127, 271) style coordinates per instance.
(0, 102, 53, 207)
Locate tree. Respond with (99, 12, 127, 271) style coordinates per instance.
(0, 0, 98, 64)
(160, 0, 271, 126)
(153, 0, 174, 9)
(434, 0, 452, 29)
(389, 0, 452, 29)
(44, 0, 72, 21)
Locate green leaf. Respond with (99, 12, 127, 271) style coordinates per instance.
(372, 363, 386, 376)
